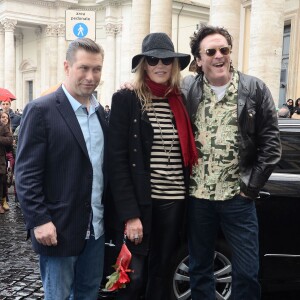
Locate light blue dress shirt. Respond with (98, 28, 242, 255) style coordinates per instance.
(62, 84, 104, 239)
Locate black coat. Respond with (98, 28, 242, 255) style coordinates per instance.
(15, 86, 108, 256)
(187, 72, 281, 199)
(0, 125, 13, 175)
(8, 109, 21, 131)
(108, 90, 189, 255)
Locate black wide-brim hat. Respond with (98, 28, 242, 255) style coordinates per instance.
(132, 32, 191, 72)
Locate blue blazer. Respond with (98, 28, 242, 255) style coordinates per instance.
(15, 86, 108, 256)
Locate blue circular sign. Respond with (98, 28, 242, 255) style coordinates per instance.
(73, 23, 88, 38)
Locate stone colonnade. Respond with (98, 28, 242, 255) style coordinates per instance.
(0, 19, 67, 104)
(45, 24, 67, 87)
(248, 0, 285, 105)
(0, 19, 17, 95)
(103, 0, 174, 102)
(0, 1, 289, 107)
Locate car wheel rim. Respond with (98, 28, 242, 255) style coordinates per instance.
(173, 251, 232, 300)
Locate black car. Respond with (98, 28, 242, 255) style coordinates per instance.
(99, 118, 300, 300)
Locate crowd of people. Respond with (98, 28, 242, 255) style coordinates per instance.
(0, 100, 21, 213)
(0, 25, 282, 300)
(278, 97, 300, 118)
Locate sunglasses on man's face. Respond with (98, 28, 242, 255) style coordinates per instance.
(200, 46, 232, 57)
(145, 56, 174, 66)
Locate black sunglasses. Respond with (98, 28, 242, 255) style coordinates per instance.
(200, 46, 232, 57)
(145, 56, 174, 66)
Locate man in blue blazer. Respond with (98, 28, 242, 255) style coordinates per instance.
(15, 38, 107, 300)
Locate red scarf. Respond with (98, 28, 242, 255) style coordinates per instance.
(146, 76, 198, 172)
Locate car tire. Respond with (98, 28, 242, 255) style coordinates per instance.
(169, 241, 232, 300)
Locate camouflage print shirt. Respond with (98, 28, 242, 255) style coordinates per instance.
(189, 70, 240, 201)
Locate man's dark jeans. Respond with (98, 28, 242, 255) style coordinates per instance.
(188, 195, 261, 300)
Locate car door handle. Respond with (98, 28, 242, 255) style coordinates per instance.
(257, 191, 271, 199)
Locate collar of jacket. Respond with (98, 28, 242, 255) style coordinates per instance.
(187, 71, 251, 123)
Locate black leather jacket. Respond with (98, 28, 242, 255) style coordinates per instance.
(186, 71, 281, 199)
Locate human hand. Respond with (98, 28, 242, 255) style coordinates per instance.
(119, 81, 135, 91)
(126, 218, 143, 245)
(240, 192, 251, 199)
(34, 221, 58, 246)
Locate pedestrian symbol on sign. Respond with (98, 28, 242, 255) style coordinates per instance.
(73, 23, 88, 38)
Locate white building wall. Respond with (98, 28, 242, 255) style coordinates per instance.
(0, 0, 300, 109)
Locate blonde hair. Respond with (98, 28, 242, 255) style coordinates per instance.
(133, 57, 182, 111)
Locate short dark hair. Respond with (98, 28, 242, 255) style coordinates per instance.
(190, 25, 233, 74)
(66, 38, 104, 64)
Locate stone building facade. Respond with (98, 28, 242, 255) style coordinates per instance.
(0, 0, 299, 109)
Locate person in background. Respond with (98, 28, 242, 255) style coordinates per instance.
(286, 98, 294, 117)
(293, 98, 300, 112)
(186, 25, 281, 300)
(0, 99, 21, 132)
(181, 59, 197, 99)
(12, 125, 20, 208)
(278, 106, 290, 118)
(15, 38, 108, 299)
(0, 111, 14, 211)
(291, 98, 300, 119)
(108, 32, 197, 300)
(0, 112, 13, 214)
(104, 105, 111, 125)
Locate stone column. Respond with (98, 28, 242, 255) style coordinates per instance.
(150, 0, 172, 36)
(57, 24, 66, 84)
(1, 18, 17, 94)
(15, 32, 23, 109)
(105, 23, 116, 105)
(35, 27, 42, 98)
(45, 24, 58, 87)
(248, 0, 285, 106)
(0, 25, 4, 88)
(209, 0, 241, 68)
(131, 0, 150, 56)
(115, 24, 122, 97)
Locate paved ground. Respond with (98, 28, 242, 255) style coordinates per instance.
(0, 190, 298, 300)
(0, 192, 43, 299)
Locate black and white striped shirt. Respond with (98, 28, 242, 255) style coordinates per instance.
(147, 99, 185, 201)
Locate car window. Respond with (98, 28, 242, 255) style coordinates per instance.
(275, 119, 300, 174)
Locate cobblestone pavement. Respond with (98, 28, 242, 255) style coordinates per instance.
(0, 191, 298, 300)
(0, 191, 43, 299)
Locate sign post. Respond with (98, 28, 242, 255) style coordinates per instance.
(65, 10, 96, 41)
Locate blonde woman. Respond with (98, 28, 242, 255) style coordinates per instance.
(108, 33, 197, 300)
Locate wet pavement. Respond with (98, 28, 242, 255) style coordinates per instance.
(0, 190, 43, 299)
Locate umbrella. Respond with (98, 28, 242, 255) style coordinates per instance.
(0, 88, 16, 102)
(105, 232, 133, 291)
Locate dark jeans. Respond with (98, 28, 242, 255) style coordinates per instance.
(188, 195, 261, 300)
(116, 200, 185, 300)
